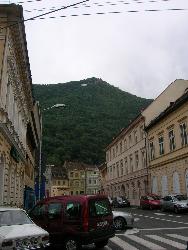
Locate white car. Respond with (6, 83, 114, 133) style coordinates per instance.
(0, 207, 49, 250)
(113, 210, 134, 230)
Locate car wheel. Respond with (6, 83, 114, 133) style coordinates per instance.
(114, 217, 126, 230)
(64, 238, 81, 250)
(174, 206, 179, 214)
(95, 240, 108, 248)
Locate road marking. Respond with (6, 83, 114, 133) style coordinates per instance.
(139, 226, 188, 231)
(168, 215, 173, 217)
(167, 234, 188, 242)
(125, 234, 166, 250)
(154, 213, 166, 216)
(132, 213, 188, 225)
(110, 236, 138, 250)
(134, 217, 140, 222)
(146, 235, 186, 249)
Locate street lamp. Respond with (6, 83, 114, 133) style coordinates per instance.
(38, 103, 66, 201)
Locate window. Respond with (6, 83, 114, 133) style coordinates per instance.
(89, 199, 111, 217)
(124, 157, 128, 174)
(180, 122, 188, 146)
(134, 130, 138, 144)
(124, 138, 127, 150)
(30, 204, 46, 217)
(135, 151, 139, 168)
(140, 125, 144, 140)
(129, 155, 133, 173)
(116, 145, 118, 156)
(169, 129, 176, 151)
(58, 181, 61, 185)
(142, 150, 146, 168)
(113, 148, 115, 158)
(116, 162, 119, 177)
(159, 136, 164, 155)
(120, 141, 122, 153)
(48, 203, 62, 218)
(129, 134, 132, 147)
(70, 172, 74, 178)
(120, 160, 123, 176)
(149, 141, 155, 160)
(66, 202, 81, 218)
(75, 172, 79, 178)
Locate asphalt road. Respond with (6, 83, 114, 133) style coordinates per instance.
(49, 207, 188, 250)
(106, 207, 188, 250)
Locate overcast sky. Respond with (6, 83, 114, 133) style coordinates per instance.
(11, 0, 188, 98)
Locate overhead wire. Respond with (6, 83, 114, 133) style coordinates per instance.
(22, 0, 173, 13)
(0, 0, 89, 29)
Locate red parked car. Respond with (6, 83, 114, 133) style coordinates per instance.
(140, 194, 161, 210)
(29, 195, 115, 250)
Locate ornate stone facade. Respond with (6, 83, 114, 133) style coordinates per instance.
(0, 5, 41, 207)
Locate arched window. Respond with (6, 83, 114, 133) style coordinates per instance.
(152, 176, 158, 194)
(161, 175, 168, 196)
(173, 172, 180, 194)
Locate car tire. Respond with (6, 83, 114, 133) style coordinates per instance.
(95, 240, 108, 248)
(174, 206, 179, 214)
(149, 205, 153, 210)
(64, 238, 81, 250)
(114, 217, 126, 230)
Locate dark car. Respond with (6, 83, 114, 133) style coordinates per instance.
(140, 194, 161, 210)
(29, 195, 115, 250)
(112, 196, 130, 208)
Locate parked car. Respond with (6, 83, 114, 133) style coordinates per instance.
(113, 210, 134, 230)
(29, 195, 115, 250)
(108, 196, 113, 206)
(112, 196, 130, 208)
(0, 207, 49, 250)
(160, 194, 188, 213)
(140, 194, 161, 210)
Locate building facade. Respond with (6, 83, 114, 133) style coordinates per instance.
(146, 90, 188, 196)
(105, 115, 148, 205)
(0, 5, 41, 207)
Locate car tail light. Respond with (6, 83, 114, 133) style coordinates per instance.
(2, 240, 13, 247)
(42, 235, 49, 242)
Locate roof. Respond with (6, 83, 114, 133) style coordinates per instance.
(145, 90, 188, 131)
(64, 161, 97, 171)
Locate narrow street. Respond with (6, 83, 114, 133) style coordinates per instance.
(85, 207, 188, 250)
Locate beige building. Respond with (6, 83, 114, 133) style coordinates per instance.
(145, 90, 188, 196)
(50, 166, 69, 196)
(0, 5, 41, 207)
(64, 161, 100, 195)
(105, 114, 148, 205)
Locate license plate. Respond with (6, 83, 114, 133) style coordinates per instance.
(97, 221, 108, 227)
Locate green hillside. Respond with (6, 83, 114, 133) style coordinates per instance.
(33, 78, 152, 165)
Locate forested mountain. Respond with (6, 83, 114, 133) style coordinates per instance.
(33, 78, 152, 165)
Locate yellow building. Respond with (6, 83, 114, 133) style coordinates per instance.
(145, 90, 188, 196)
(0, 5, 41, 207)
(51, 167, 69, 196)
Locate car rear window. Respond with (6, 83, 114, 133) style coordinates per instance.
(89, 199, 111, 217)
